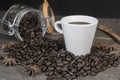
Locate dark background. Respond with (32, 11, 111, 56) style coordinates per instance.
(0, 0, 120, 18)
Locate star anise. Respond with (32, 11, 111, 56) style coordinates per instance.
(0, 42, 15, 49)
(105, 45, 119, 51)
(110, 50, 120, 58)
(2, 56, 17, 66)
(0, 50, 6, 60)
(25, 64, 41, 76)
(94, 43, 119, 52)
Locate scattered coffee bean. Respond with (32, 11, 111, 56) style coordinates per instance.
(81, 72, 88, 76)
(3, 13, 120, 79)
(90, 71, 97, 76)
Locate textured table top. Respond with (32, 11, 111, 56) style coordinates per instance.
(0, 11, 120, 80)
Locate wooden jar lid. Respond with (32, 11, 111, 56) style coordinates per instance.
(41, 0, 55, 33)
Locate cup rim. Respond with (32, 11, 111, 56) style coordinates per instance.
(61, 15, 98, 27)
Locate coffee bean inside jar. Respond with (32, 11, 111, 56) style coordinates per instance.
(19, 12, 42, 40)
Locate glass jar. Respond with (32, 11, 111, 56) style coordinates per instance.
(0, 4, 54, 41)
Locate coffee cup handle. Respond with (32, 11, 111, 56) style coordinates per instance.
(54, 21, 63, 34)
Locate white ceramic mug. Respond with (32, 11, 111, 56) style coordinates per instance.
(54, 15, 98, 56)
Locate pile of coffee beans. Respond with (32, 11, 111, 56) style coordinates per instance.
(4, 13, 120, 80)
(5, 40, 119, 79)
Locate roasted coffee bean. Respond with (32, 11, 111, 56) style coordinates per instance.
(64, 74, 71, 79)
(62, 61, 69, 64)
(81, 72, 88, 76)
(86, 70, 91, 75)
(45, 71, 54, 76)
(56, 67, 62, 73)
(112, 61, 119, 67)
(60, 53, 66, 57)
(46, 62, 52, 66)
(66, 57, 71, 61)
(57, 62, 63, 66)
(48, 67, 54, 71)
(91, 67, 98, 73)
(77, 63, 84, 69)
(72, 75, 78, 80)
(95, 65, 102, 72)
(107, 64, 112, 68)
(90, 72, 97, 76)
(62, 66, 68, 71)
(102, 66, 107, 71)
(83, 66, 91, 71)
(41, 66, 47, 72)
(71, 68, 77, 72)
(77, 59, 85, 67)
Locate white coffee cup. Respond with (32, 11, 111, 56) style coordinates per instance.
(54, 15, 98, 56)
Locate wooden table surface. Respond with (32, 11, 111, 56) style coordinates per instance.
(0, 11, 120, 80)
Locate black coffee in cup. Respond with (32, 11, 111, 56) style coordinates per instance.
(69, 22, 90, 25)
